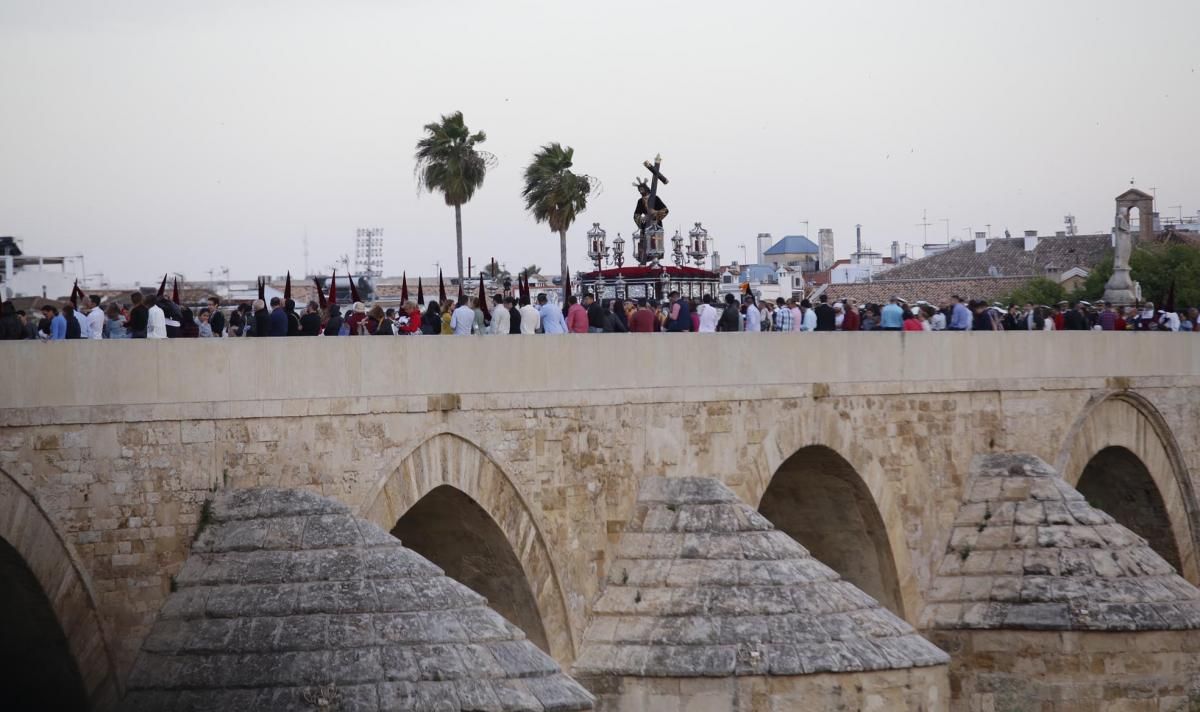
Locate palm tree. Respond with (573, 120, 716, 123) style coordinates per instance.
(521, 264, 543, 278)
(414, 111, 491, 284)
(522, 143, 593, 287)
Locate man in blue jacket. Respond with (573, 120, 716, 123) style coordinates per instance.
(268, 297, 289, 336)
(665, 291, 692, 332)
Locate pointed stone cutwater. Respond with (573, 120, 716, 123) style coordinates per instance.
(120, 488, 594, 712)
(574, 476, 949, 712)
(924, 454, 1200, 711)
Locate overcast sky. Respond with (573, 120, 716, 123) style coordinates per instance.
(2, 0, 1197, 285)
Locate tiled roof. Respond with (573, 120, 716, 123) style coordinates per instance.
(874, 235, 1112, 281)
(764, 235, 820, 255)
(823, 277, 1031, 306)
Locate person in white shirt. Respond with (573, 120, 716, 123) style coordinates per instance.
(789, 299, 803, 332)
(84, 295, 105, 339)
(697, 294, 719, 333)
(519, 299, 541, 334)
(799, 299, 817, 331)
(490, 298, 510, 335)
(147, 299, 168, 339)
(450, 297, 475, 336)
(743, 296, 761, 332)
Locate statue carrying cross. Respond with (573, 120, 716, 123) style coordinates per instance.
(632, 154, 670, 265)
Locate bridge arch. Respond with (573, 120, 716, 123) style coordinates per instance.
(0, 468, 120, 710)
(1056, 391, 1199, 583)
(749, 422, 918, 622)
(362, 431, 575, 663)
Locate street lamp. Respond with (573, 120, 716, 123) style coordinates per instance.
(687, 222, 710, 268)
(612, 234, 625, 268)
(671, 229, 685, 266)
(586, 223, 608, 271)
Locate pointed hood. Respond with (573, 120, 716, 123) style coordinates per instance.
(70, 280, 80, 306)
(401, 272, 409, 303)
(157, 274, 168, 299)
(327, 270, 338, 306)
(438, 269, 447, 304)
(283, 271, 292, 301)
(478, 273, 491, 322)
(257, 276, 265, 302)
(349, 276, 362, 304)
(416, 277, 425, 306)
(172, 277, 180, 305)
(314, 277, 326, 310)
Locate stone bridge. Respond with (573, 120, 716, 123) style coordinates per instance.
(1, 334, 1198, 710)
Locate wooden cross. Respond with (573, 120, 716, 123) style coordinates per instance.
(643, 154, 668, 210)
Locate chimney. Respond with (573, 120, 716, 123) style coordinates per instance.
(1023, 230, 1039, 252)
(711, 251, 720, 272)
(1054, 231, 1066, 238)
(974, 232, 988, 253)
(890, 241, 900, 263)
(855, 224, 863, 256)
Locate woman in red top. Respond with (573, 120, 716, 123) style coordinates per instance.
(903, 309, 924, 331)
(399, 301, 422, 334)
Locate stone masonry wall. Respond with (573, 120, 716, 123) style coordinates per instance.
(927, 630, 1200, 711)
(0, 336, 1197, 699)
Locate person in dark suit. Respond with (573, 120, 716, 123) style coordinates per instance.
(813, 294, 836, 331)
(268, 297, 288, 336)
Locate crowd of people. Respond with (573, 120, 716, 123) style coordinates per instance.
(1, 290, 1196, 341)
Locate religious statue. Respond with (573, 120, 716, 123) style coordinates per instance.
(1114, 207, 1132, 270)
(1102, 204, 1137, 305)
(632, 154, 670, 265)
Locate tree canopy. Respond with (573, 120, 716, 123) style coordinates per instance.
(1003, 277, 1066, 307)
(1070, 242, 1200, 308)
(522, 143, 591, 234)
(413, 111, 489, 208)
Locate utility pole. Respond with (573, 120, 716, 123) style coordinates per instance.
(915, 209, 932, 244)
(939, 218, 950, 241)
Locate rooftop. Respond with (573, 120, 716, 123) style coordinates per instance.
(764, 235, 820, 256)
(874, 234, 1112, 282)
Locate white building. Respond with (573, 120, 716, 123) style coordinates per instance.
(0, 237, 85, 300)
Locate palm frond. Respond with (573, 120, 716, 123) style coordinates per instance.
(413, 111, 490, 206)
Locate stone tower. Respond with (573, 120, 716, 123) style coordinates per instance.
(818, 228, 835, 271)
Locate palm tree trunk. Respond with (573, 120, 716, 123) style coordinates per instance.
(455, 203, 464, 284)
(559, 229, 569, 293)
